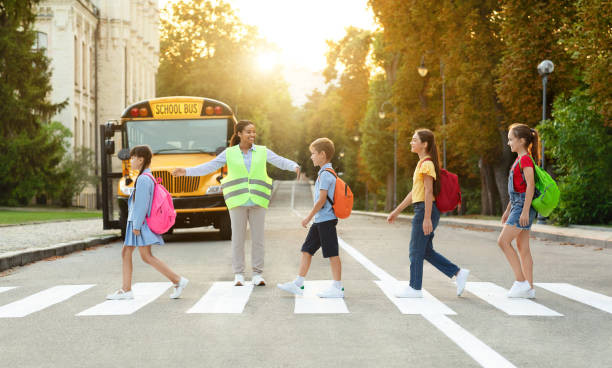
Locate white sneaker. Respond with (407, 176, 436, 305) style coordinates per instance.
(170, 277, 189, 299)
(455, 269, 470, 296)
(234, 274, 245, 286)
(252, 274, 266, 286)
(394, 285, 423, 298)
(526, 288, 536, 299)
(277, 281, 304, 296)
(507, 280, 531, 298)
(106, 289, 134, 300)
(317, 285, 344, 298)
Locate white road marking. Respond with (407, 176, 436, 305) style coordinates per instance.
(0, 287, 17, 294)
(337, 236, 516, 367)
(77, 282, 171, 316)
(0, 285, 94, 318)
(375, 281, 456, 315)
(465, 282, 562, 316)
(186, 281, 254, 314)
(294, 280, 349, 314)
(535, 283, 612, 314)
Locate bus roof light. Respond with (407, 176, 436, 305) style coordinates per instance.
(205, 106, 214, 115)
(130, 108, 139, 117)
(139, 108, 148, 117)
(214, 106, 223, 115)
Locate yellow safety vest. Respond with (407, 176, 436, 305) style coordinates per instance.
(220, 145, 273, 209)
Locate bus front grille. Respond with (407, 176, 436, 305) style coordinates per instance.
(152, 171, 200, 194)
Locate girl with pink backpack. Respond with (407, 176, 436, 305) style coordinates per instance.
(106, 145, 188, 300)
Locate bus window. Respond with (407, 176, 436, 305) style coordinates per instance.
(126, 118, 228, 154)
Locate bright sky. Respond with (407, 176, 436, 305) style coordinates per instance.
(158, 0, 378, 106)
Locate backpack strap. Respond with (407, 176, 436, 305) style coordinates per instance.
(317, 168, 337, 206)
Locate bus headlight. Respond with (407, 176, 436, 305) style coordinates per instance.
(206, 186, 222, 195)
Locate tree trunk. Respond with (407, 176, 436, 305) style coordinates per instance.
(492, 129, 514, 213)
(479, 157, 499, 216)
(373, 192, 378, 212)
(385, 171, 394, 212)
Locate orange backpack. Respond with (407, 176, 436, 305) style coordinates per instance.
(321, 168, 353, 219)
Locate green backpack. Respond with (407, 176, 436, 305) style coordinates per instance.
(519, 156, 560, 217)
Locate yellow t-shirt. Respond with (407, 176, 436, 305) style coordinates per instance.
(412, 156, 437, 203)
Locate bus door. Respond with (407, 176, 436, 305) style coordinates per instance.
(100, 120, 125, 230)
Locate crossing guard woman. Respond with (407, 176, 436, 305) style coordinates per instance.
(172, 120, 300, 287)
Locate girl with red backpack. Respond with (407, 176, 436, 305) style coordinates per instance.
(386, 129, 470, 298)
(106, 145, 188, 300)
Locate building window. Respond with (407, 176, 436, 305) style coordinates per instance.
(32, 32, 48, 55)
(82, 120, 86, 148)
(82, 41, 87, 93)
(90, 47, 94, 94)
(74, 117, 79, 150)
(74, 36, 78, 87)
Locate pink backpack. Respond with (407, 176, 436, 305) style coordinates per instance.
(142, 173, 176, 234)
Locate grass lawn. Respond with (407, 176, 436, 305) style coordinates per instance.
(0, 208, 101, 225)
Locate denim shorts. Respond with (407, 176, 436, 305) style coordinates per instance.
(506, 194, 537, 230)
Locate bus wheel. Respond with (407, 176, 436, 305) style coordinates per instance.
(218, 213, 232, 240)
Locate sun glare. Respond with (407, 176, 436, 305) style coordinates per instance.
(257, 52, 279, 71)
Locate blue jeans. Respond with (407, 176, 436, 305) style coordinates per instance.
(409, 202, 460, 290)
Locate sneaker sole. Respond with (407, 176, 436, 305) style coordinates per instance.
(277, 285, 302, 296)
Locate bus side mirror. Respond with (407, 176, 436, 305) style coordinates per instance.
(105, 139, 115, 154)
(118, 148, 130, 161)
(104, 120, 118, 139)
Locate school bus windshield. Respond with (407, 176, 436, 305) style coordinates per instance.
(126, 119, 228, 154)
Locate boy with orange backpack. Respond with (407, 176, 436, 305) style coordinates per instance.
(278, 138, 352, 298)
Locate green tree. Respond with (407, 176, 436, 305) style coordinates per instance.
(0, 0, 68, 205)
(157, 0, 299, 162)
(538, 90, 612, 225)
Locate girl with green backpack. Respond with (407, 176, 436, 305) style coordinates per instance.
(498, 124, 542, 299)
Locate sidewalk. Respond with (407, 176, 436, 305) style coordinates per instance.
(0, 219, 120, 272)
(352, 210, 612, 249)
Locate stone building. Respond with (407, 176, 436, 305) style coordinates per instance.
(34, 0, 160, 208)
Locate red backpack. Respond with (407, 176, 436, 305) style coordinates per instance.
(320, 168, 353, 219)
(422, 158, 461, 213)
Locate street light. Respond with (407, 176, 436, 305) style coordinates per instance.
(536, 60, 554, 225)
(379, 100, 397, 208)
(537, 60, 554, 170)
(418, 56, 447, 169)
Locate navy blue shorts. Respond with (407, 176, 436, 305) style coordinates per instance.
(301, 219, 339, 258)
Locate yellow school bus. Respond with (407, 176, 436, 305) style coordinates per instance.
(100, 96, 235, 239)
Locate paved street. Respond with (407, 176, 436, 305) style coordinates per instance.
(1, 181, 611, 368)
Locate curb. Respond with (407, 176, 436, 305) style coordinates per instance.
(351, 210, 611, 249)
(0, 235, 121, 273)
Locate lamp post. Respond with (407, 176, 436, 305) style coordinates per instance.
(379, 100, 397, 208)
(537, 60, 554, 170)
(418, 56, 446, 169)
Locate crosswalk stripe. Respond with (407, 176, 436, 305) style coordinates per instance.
(335, 236, 516, 368)
(77, 282, 172, 316)
(294, 280, 349, 314)
(535, 283, 612, 314)
(0, 287, 17, 294)
(465, 282, 563, 316)
(375, 281, 456, 315)
(0, 285, 95, 318)
(186, 282, 253, 314)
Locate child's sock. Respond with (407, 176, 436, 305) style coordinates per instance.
(333, 280, 343, 290)
(294, 276, 304, 287)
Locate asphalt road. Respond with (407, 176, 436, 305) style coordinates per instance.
(1, 181, 611, 368)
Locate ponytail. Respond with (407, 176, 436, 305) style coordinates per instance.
(230, 120, 255, 146)
(529, 128, 540, 165)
